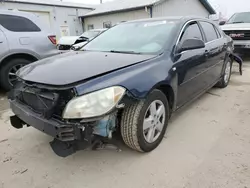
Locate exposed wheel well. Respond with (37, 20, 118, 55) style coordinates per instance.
(0, 53, 38, 69)
(156, 85, 175, 111)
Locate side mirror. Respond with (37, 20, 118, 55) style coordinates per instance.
(178, 39, 205, 53)
(219, 21, 226, 26)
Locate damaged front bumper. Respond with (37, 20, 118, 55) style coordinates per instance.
(9, 99, 117, 157)
(10, 100, 83, 141)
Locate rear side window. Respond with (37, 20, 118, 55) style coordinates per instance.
(214, 26, 221, 38)
(200, 22, 218, 42)
(0, 14, 41, 32)
(179, 22, 203, 44)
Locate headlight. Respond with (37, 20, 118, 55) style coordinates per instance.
(63, 86, 126, 119)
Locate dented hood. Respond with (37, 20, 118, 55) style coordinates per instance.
(18, 51, 155, 86)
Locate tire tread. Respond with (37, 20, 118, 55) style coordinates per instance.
(121, 100, 145, 152)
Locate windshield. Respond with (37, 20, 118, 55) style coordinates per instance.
(83, 20, 177, 54)
(227, 12, 250, 24)
(81, 30, 101, 39)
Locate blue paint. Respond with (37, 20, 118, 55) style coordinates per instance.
(93, 115, 116, 137)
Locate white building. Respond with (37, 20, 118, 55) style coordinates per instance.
(0, 0, 216, 36)
(81, 0, 216, 30)
(0, 0, 94, 38)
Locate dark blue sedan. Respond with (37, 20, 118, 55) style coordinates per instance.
(9, 17, 234, 157)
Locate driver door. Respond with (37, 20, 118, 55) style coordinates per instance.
(174, 21, 207, 107)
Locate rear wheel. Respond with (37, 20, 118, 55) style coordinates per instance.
(121, 89, 169, 152)
(0, 58, 31, 91)
(216, 58, 232, 88)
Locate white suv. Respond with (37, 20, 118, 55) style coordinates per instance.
(0, 10, 59, 90)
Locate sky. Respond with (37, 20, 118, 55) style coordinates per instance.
(65, 0, 250, 18)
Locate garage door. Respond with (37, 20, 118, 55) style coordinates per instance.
(20, 10, 51, 29)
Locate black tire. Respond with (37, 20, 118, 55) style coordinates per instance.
(0, 58, 31, 91)
(216, 58, 232, 88)
(121, 89, 169, 152)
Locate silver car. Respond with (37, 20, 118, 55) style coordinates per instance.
(0, 10, 59, 90)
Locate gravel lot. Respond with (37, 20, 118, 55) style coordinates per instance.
(0, 62, 250, 188)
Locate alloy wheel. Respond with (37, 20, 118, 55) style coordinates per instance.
(8, 64, 24, 86)
(143, 100, 166, 143)
(224, 61, 231, 84)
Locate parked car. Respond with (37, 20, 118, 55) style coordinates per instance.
(57, 28, 107, 52)
(9, 17, 234, 157)
(70, 41, 88, 51)
(0, 10, 59, 91)
(220, 12, 250, 55)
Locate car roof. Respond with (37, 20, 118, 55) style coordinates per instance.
(123, 16, 212, 24)
(90, 28, 108, 32)
(0, 10, 50, 31)
(0, 10, 36, 18)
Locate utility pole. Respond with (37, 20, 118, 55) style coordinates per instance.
(100, 0, 103, 4)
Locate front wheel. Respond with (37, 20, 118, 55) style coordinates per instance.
(0, 58, 31, 91)
(121, 89, 169, 152)
(216, 58, 232, 88)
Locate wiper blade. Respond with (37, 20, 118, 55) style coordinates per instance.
(110, 50, 141, 54)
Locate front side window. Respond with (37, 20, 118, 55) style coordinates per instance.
(83, 20, 178, 54)
(200, 22, 218, 42)
(0, 14, 41, 32)
(227, 12, 250, 24)
(179, 22, 203, 44)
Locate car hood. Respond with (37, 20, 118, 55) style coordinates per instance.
(57, 36, 80, 45)
(221, 23, 250, 30)
(18, 51, 156, 86)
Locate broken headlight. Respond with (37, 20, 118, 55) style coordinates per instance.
(62, 86, 125, 119)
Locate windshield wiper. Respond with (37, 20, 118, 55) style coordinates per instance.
(110, 50, 141, 54)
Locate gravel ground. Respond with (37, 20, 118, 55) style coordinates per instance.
(0, 63, 250, 188)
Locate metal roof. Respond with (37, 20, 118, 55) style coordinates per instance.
(124, 15, 215, 24)
(199, 0, 216, 15)
(4, 0, 95, 9)
(81, 0, 216, 18)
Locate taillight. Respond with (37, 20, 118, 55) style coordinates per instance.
(48, 35, 56, 45)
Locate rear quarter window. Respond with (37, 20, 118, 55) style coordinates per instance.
(200, 21, 218, 42)
(0, 14, 41, 32)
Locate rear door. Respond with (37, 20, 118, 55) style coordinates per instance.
(174, 21, 207, 107)
(199, 21, 226, 85)
(0, 27, 9, 59)
(0, 14, 56, 59)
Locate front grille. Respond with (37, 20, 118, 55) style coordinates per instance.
(17, 87, 59, 118)
(57, 45, 71, 50)
(11, 82, 75, 119)
(224, 30, 250, 40)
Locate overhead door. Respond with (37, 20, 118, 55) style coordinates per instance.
(20, 10, 51, 29)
